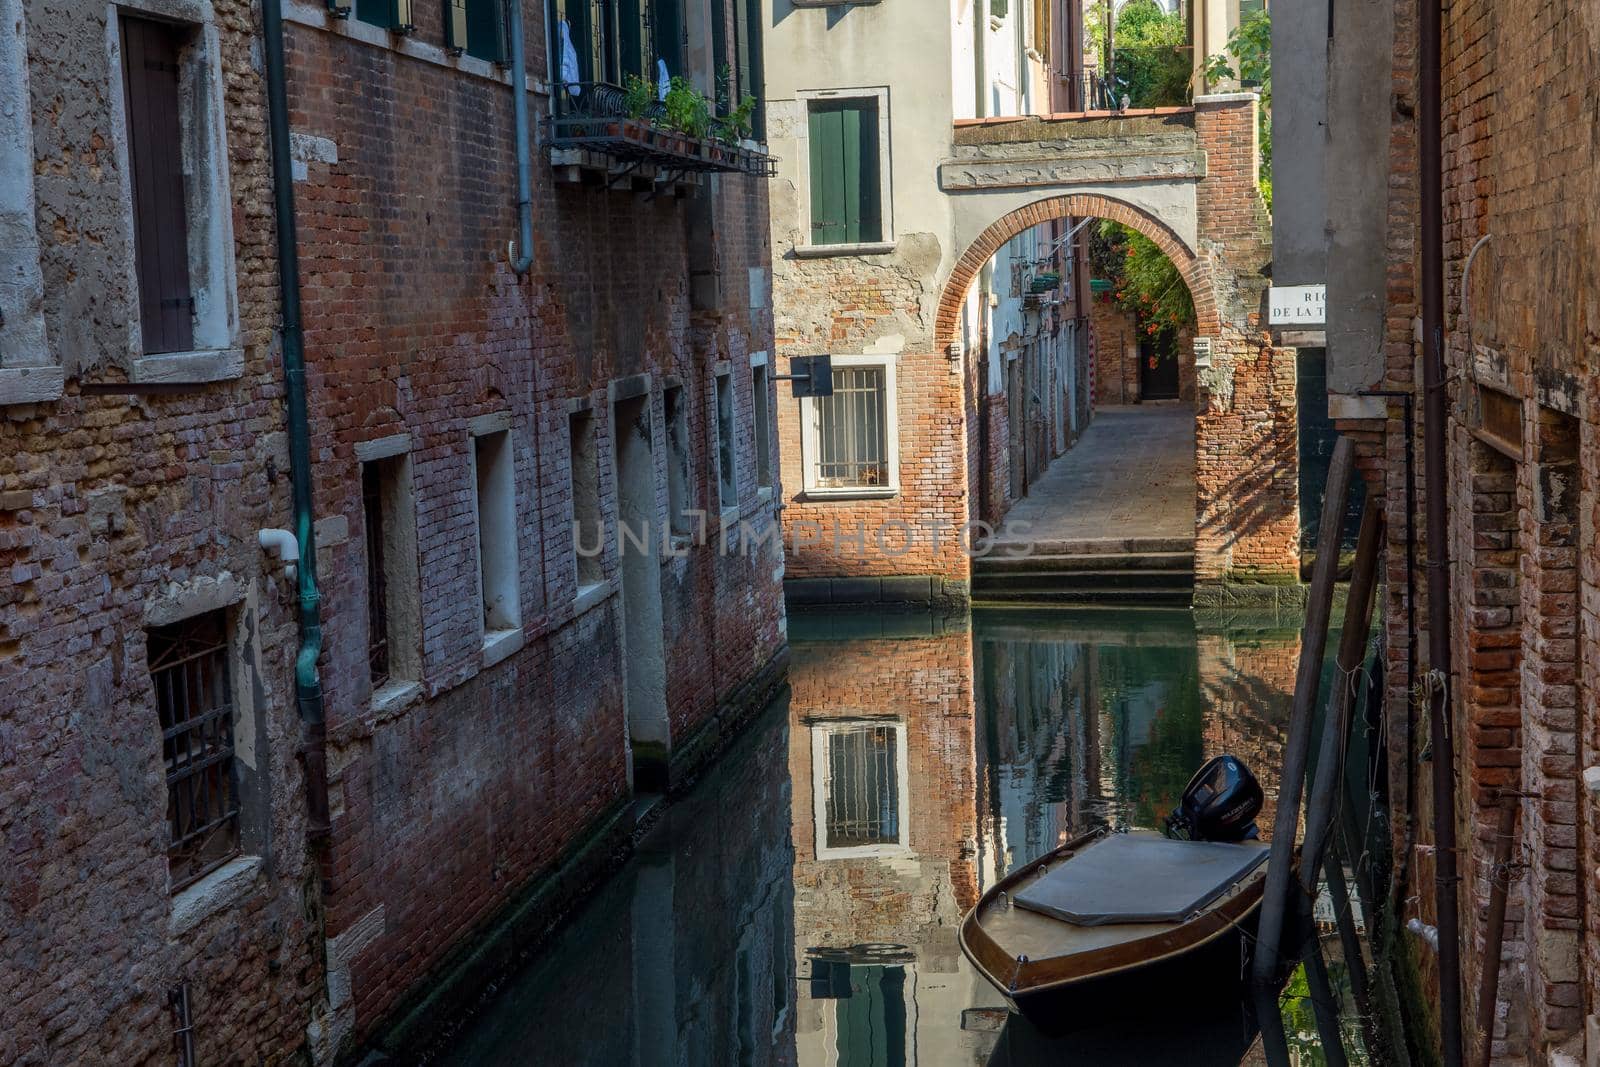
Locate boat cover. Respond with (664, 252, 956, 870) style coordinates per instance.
(1013, 833, 1270, 926)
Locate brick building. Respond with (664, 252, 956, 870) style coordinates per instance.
(2, 0, 786, 1060)
(1, 0, 326, 1060)
(765, 0, 1297, 604)
(1313, 0, 1600, 1060)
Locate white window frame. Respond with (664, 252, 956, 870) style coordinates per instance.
(750, 351, 774, 499)
(713, 364, 739, 517)
(143, 574, 269, 932)
(810, 719, 912, 861)
(468, 413, 523, 663)
(799, 354, 900, 499)
(105, 0, 242, 384)
(793, 86, 895, 258)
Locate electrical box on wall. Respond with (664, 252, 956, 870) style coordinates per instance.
(1193, 337, 1214, 368)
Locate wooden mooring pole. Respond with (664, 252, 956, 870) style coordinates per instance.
(1252, 436, 1356, 986)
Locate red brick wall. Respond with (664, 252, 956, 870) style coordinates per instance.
(1189, 96, 1300, 582)
(2, 0, 325, 1061)
(1090, 297, 1141, 406)
(283, 1, 786, 1050)
(1360, 0, 1600, 1057)
(787, 628, 980, 945)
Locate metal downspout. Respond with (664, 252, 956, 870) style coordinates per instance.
(509, 0, 534, 275)
(1419, 0, 1463, 1057)
(506, 0, 549, 606)
(262, 0, 331, 850)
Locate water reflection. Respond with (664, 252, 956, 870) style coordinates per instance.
(439, 608, 1310, 1065)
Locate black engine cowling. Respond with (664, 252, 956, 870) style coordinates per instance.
(1165, 754, 1264, 842)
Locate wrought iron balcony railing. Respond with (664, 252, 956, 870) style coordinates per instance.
(545, 81, 776, 179)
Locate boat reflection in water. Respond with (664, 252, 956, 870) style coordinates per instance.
(787, 608, 1297, 1064)
(439, 607, 1302, 1064)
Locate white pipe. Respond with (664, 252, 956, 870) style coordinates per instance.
(258, 528, 300, 580)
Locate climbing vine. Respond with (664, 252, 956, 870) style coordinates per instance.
(1090, 220, 1195, 336)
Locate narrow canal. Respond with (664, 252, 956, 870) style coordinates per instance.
(435, 607, 1366, 1065)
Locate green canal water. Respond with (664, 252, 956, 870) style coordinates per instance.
(432, 607, 1371, 1066)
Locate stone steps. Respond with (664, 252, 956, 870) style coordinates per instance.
(972, 539, 1196, 606)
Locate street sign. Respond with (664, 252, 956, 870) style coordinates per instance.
(1268, 284, 1326, 325)
(784, 355, 834, 398)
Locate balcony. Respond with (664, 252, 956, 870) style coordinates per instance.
(544, 82, 776, 189)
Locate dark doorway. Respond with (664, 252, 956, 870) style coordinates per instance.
(1138, 327, 1180, 401)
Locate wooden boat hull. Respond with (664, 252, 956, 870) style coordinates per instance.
(1003, 900, 1259, 1030)
(960, 830, 1271, 1033)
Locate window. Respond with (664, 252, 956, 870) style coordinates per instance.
(113, 9, 239, 378)
(354, 0, 414, 32)
(825, 725, 900, 847)
(549, 0, 686, 88)
(664, 385, 694, 535)
(472, 428, 520, 635)
(361, 450, 421, 692)
(752, 358, 773, 492)
(569, 409, 603, 589)
(445, 0, 507, 61)
(1239, 0, 1266, 19)
(807, 98, 882, 246)
(801, 358, 899, 494)
(147, 611, 240, 890)
(733, 0, 764, 137)
(120, 16, 195, 355)
(811, 721, 910, 859)
(715, 372, 738, 511)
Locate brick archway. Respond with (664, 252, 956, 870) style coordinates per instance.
(934, 193, 1222, 353)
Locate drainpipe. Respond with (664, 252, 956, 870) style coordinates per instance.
(508, 0, 535, 274)
(262, 0, 331, 851)
(1418, 0, 1463, 1057)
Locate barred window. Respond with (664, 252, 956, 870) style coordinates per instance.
(824, 724, 900, 848)
(812, 366, 889, 489)
(147, 611, 240, 890)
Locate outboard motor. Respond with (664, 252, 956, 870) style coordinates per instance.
(1164, 754, 1264, 842)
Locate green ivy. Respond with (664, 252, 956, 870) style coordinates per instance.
(1092, 220, 1195, 335)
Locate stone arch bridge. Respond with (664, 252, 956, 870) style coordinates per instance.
(934, 94, 1298, 587)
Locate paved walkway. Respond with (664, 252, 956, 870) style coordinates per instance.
(992, 404, 1196, 550)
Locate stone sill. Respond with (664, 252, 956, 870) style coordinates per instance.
(170, 855, 262, 936)
(480, 627, 524, 668)
(798, 487, 898, 501)
(792, 241, 897, 259)
(0, 366, 65, 406)
(573, 580, 614, 617)
(371, 679, 424, 719)
(128, 347, 244, 386)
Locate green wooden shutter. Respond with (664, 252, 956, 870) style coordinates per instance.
(808, 100, 882, 246)
(619, 0, 645, 80)
(444, 0, 468, 52)
(465, 0, 507, 62)
(652, 0, 683, 77)
(550, 0, 594, 82)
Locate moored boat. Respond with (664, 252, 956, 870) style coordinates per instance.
(960, 755, 1276, 1031)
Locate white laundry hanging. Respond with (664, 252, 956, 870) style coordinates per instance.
(559, 20, 581, 96)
